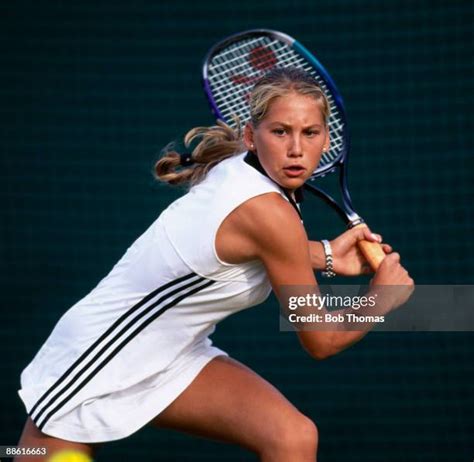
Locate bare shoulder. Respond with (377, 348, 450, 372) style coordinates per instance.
(240, 193, 306, 249)
(218, 192, 309, 263)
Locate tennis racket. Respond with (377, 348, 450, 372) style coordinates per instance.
(202, 29, 386, 271)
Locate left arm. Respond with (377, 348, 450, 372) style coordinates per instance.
(309, 226, 392, 276)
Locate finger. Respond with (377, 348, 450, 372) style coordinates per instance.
(382, 244, 392, 254)
(379, 252, 399, 269)
(386, 252, 400, 263)
(362, 228, 382, 243)
(343, 226, 370, 244)
(372, 233, 383, 243)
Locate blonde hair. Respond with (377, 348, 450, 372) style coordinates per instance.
(249, 67, 330, 127)
(154, 119, 244, 186)
(154, 67, 330, 186)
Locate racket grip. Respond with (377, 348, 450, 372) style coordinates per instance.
(353, 224, 386, 271)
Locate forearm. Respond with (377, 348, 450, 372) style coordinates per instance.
(299, 328, 370, 360)
(324, 329, 371, 358)
(308, 240, 326, 271)
(298, 292, 394, 359)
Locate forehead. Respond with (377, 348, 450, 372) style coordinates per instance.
(264, 92, 324, 123)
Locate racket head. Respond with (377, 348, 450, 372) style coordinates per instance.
(203, 29, 350, 178)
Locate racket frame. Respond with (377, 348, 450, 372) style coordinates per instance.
(202, 29, 364, 227)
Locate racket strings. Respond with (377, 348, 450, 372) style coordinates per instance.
(209, 41, 302, 94)
(207, 36, 344, 168)
(210, 39, 282, 75)
(210, 36, 273, 64)
(210, 52, 308, 99)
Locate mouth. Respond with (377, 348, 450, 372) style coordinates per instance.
(283, 165, 306, 178)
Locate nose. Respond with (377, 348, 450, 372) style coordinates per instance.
(288, 134, 303, 157)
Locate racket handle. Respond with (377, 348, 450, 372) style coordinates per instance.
(353, 224, 386, 271)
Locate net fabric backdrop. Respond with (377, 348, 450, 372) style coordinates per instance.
(1, 1, 473, 461)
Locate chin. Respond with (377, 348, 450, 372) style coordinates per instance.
(280, 177, 306, 191)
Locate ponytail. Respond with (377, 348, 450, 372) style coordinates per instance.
(154, 118, 244, 187)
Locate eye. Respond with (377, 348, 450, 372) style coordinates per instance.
(272, 128, 286, 136)
(304, 129, 321, 137)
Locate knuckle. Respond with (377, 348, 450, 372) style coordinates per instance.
(388, 253, 398, 262)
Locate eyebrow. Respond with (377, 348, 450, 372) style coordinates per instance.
(268, 122, 323, 129)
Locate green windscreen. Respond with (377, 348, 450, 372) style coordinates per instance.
(1, 1, 472, 460)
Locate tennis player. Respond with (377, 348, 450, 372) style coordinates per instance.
(16, 68, 413, 462)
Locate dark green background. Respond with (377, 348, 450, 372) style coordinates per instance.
(1, 1, 473, 460)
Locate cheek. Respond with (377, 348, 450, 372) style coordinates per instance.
(308, 150, 323, 168)
(255, 136, 280, 158)
(315, 150, 324, 163)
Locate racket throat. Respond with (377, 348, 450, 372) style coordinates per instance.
(347, 216, 365, 228)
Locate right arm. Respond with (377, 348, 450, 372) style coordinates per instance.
(218, 192, 414, 360)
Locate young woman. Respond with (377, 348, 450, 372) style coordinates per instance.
(16, 68, 413, 461)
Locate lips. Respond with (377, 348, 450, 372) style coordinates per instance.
(283, 165, 306, 177)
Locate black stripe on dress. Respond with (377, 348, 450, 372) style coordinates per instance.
(29, 273, 214, 430)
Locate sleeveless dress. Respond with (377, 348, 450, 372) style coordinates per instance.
(17, 152, 290, 442)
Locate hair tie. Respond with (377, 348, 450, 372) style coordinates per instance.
(179, 152, 195, 166)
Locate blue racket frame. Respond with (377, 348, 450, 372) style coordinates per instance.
(203, 29, 363, 227)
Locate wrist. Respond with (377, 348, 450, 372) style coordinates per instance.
(364, 287, 393, 316)
(321, 239, 336, 278)
(309, 241, 326, 271)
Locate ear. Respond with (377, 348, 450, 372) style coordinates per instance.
(243, 123, 255, 151)
(323, 126, 330, 152)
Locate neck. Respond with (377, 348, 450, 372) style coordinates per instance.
(243, 151, 303, 220)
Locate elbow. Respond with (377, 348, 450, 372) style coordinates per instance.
(298, 332, 339, 361)
(304, 344, 336, 361)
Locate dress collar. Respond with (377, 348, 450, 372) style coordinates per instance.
(243, 151, 303, 221)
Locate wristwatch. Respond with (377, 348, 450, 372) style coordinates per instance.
(321, 239, 336, 278)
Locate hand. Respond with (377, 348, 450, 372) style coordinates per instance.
(369, 252, 415, 312)
(330, 227, 392, 276)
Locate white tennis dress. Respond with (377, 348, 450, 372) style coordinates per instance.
(18, 152, 288, 443)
